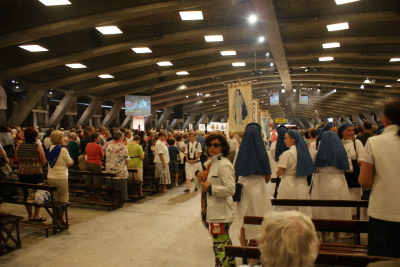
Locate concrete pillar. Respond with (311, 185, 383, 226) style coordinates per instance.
(46, 91, 76, 127)
(353, 114, 363, 126)
(363, 112, 377, 125)
(169, 119, 178, 129)
(120, 116, 131, 128)
(101, 101, 124, 127)
(332, 115, 342, 126)
(8, 87, 45, 126)
(0, 110, 6, 125)
(155, 108, 172, 129)
(195, 113, 208, 129)
(297, 118, 306, 129)
(207, 114, 219, 125)
(182, 113, 195, 129)
(342, 116, 352, 124)
(76, 98, 102, 127)
(221, 114, 228, 123)
(33, 112, 38, 127)
(89, 118, 93, 126)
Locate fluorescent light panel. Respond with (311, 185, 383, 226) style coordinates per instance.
(397, 79, 400, 81)
(390, 58, 400, 62)
(204, 35, 223, 42)
(232, 62, 245, 67)
(95, 26, 122, 35)
(322, 42, 341, 49)
(385, 85, 392, 88)
(38, 0, 71, 6)
(98, 74, 114, 78)
(19, 44, 48, 52)
(176, 71, 189, 75)
(220, 51, 236, 56)
(327, 22, 349, 31)
(65, 63, 87, 68)
(335, 0, 360, 5)
(319, 57, 334, 61)
(179, 11, 203, 20)
(132, 47, 152, 53)
(157, 61, 173, 66)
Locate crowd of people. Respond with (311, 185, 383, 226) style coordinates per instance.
(0, 100, 399, 266)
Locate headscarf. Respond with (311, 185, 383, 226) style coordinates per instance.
(316, 122, 336, 149)
(274, 125, 288, 161)
(337, 123, 353, 139)
(315, 131, 350, 171)
(235, 123, 271, 176)
(46, 145, 62, 168)
(287, 130, 316, 176)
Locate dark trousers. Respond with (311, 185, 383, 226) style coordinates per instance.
(368, 216, 400, 257)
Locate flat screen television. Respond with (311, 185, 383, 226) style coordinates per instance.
(125, 95, 151, 116)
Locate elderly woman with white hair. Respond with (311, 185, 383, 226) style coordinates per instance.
(254, 211, 319, 267)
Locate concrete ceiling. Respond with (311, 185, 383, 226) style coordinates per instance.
(1, 0, 400, 121)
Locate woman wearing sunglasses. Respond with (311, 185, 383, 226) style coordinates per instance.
(196, 133, 236, 267)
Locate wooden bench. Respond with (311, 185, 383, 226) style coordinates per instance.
(270, 198, 369, 244)
(68, 171, 122, 211)
(142, 165, 159, 195)
(0, 213, 23, 255)
(225, 246, 399, 267)
(127, 168, 142, 201)
(0, 181, 69, 238)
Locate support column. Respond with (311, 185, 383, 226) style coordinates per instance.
(221, 114, 228, 123)
(8, 87, 45, 126)
(195, 113, 208, 129)
(342, 115, 352, 124)
(33, 112, 38, 127)
(46, 91, 76, 128)
(182, 113, 195, 129)
(0, 110, 6, 125)
(101, 101, 124, 127)
(207, 114, 219, 125)
(155, 108, 172, 129)
(296, 118, 306, 129)
(76, 97, 102, 127)
(353, 114, 363, 126)
(332, 115, 342, 126)
(120, 116, 132, 128)
(363, 112, 377, 125)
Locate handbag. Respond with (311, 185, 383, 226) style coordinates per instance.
(35, 188, 51, 205)
(232, 175, 243, 202)
(78, 153, 87, 171)
(344, 139, 361, 188)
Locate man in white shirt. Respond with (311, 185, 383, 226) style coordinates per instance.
(184, 132, 203, 193)
(154, 132, 171, 193)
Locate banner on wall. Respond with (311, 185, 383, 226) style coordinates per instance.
(252, 99, 259, 123)
(0, 84, 6, 110)
(228, 82, 253, 133)
(270, 92, 279, 106)
(199, 124, 206, 131)
(208, 122, 227, 131)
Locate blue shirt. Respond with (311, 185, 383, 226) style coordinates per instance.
(168, 146, 179, 161)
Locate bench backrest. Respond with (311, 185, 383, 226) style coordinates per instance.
(243, 216, 369, 233)
(271, 198, 368, 208)
(225, 246, 399, 266)
(68, 171, 117, 177)
(0, 180, 58, 192)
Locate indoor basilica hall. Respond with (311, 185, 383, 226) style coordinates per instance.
(0, 0, 400, 267)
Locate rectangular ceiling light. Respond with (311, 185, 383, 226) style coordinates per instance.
(327, 22, 349, 31)
(157, 61, 173, 66)
(131, 47, 152, 53)
(38, 0, 71, 6)
(179, 11, 203, 21)
(335, 0, 360, 5)
(65, 63, 87, 68)
(390, 58, 400, 62)
(397, 79, 400, 81)
(232, 62, 246, 67)
(322, 42, 341, 49)
(385, 85, 392, 88)
(220, 51, 236, 56)
(204, 35, 223, 42)
(19, 44, 48, 52)
(319, 57, 334, 61)
(95, 26, 122, 35)
(98, 74, 114, 78)
(176, 71, 189, 75)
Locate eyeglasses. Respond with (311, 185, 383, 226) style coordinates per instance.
(206, 143, 222, 148)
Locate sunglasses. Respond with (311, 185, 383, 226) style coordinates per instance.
(207, 143, 222, 148)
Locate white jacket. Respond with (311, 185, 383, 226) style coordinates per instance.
(206, 154, 236, 223)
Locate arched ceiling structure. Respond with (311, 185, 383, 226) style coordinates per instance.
(0, 0, 399, 122)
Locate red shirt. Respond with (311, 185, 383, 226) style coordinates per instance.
(85, 142, 104, 165)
